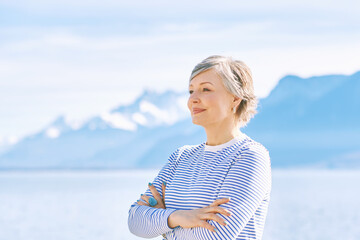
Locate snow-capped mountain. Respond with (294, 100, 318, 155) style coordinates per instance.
(109, 89, 189, 129)
(0, 72, 359, 170)
(47, 89, 190, 134)
(0, 89, 193, 169)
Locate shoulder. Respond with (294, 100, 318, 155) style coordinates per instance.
(235, 134, 269, 156)
(234, 135, 271, 168)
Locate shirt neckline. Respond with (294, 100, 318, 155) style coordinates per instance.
(203, 133, 246, 152)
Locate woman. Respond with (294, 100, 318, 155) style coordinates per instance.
(128, 55, 272, 240)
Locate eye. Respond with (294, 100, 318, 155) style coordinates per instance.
(189, 90, 193, 94)
(203, 88, 210, 91)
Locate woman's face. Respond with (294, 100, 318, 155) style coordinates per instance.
(187, 68, 236, 127)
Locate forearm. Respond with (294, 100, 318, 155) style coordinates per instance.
(128, 204, 178, 238)
(167, 210, 183, 228)
(166, 208, 238, 240)
(169, 218, 239, 240)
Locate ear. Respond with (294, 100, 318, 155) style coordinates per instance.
(232, 96, 242, 106)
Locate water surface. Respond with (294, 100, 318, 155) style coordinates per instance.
(0, 169, 359, 240)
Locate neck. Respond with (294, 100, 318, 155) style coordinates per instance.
(204, 120, 242, 146)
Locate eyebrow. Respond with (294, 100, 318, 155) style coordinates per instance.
(189, 82, 214, 87)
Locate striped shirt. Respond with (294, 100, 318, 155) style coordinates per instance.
(128, 132, 272, 240)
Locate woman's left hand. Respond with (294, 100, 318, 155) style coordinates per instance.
(137, 182, 167, 209)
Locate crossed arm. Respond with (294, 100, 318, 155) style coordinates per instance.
(139, 182, 231, 229)
(128, 143, 271, 239)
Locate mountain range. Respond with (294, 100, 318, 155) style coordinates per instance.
(0, 71, 359, 170)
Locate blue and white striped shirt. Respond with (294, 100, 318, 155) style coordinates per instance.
(128, 132, 272, 239)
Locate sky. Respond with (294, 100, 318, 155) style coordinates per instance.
(1, 0, 360, 144)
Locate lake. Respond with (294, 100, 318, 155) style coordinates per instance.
(0, 169, 359, 240)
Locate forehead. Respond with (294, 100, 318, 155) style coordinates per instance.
(189, 69, 221, 87)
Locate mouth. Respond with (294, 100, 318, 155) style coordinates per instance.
(193, 109, 206, 115)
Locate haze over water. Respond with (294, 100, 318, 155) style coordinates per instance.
(1, 169, 359, 240)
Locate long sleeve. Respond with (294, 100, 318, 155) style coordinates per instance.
(167, 142, 271, 240)
(128, 148, 181, 238)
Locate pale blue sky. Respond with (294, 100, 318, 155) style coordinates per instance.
(1, 0, 360, 144)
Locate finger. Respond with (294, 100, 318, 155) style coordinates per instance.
(148, 183, 162, 201)
(198, 220, 217, 233)
(205, 206, 231, 217)
(209, 197, 231, 207)
(137, 200, 148, 206)
(140, 194, 150, 203)
(200, 213, 228, 226)
(162, 181, 166, 200)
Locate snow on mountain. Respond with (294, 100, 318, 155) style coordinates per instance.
(36, 114, 90, 140)
(42, 115, 75, 139)
(76, 89, 189, 132)
(0, 135, 19, 154)
(109, 89, 189, 129)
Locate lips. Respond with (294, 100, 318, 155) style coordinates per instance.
(193, 108, 206, 114)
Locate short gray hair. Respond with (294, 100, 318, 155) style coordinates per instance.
(189, 55, 258, 127)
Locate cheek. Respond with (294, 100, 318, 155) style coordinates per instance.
(187, 99, 191, 110)
(211, 98, 230, 115)
(206, 95, 220, 109)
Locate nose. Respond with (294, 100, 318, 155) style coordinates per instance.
(189, 91, 200, 103)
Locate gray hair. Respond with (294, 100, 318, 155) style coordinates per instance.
(189, 55, 258, 127)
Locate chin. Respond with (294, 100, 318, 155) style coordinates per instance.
(191, 118, 207, 127)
